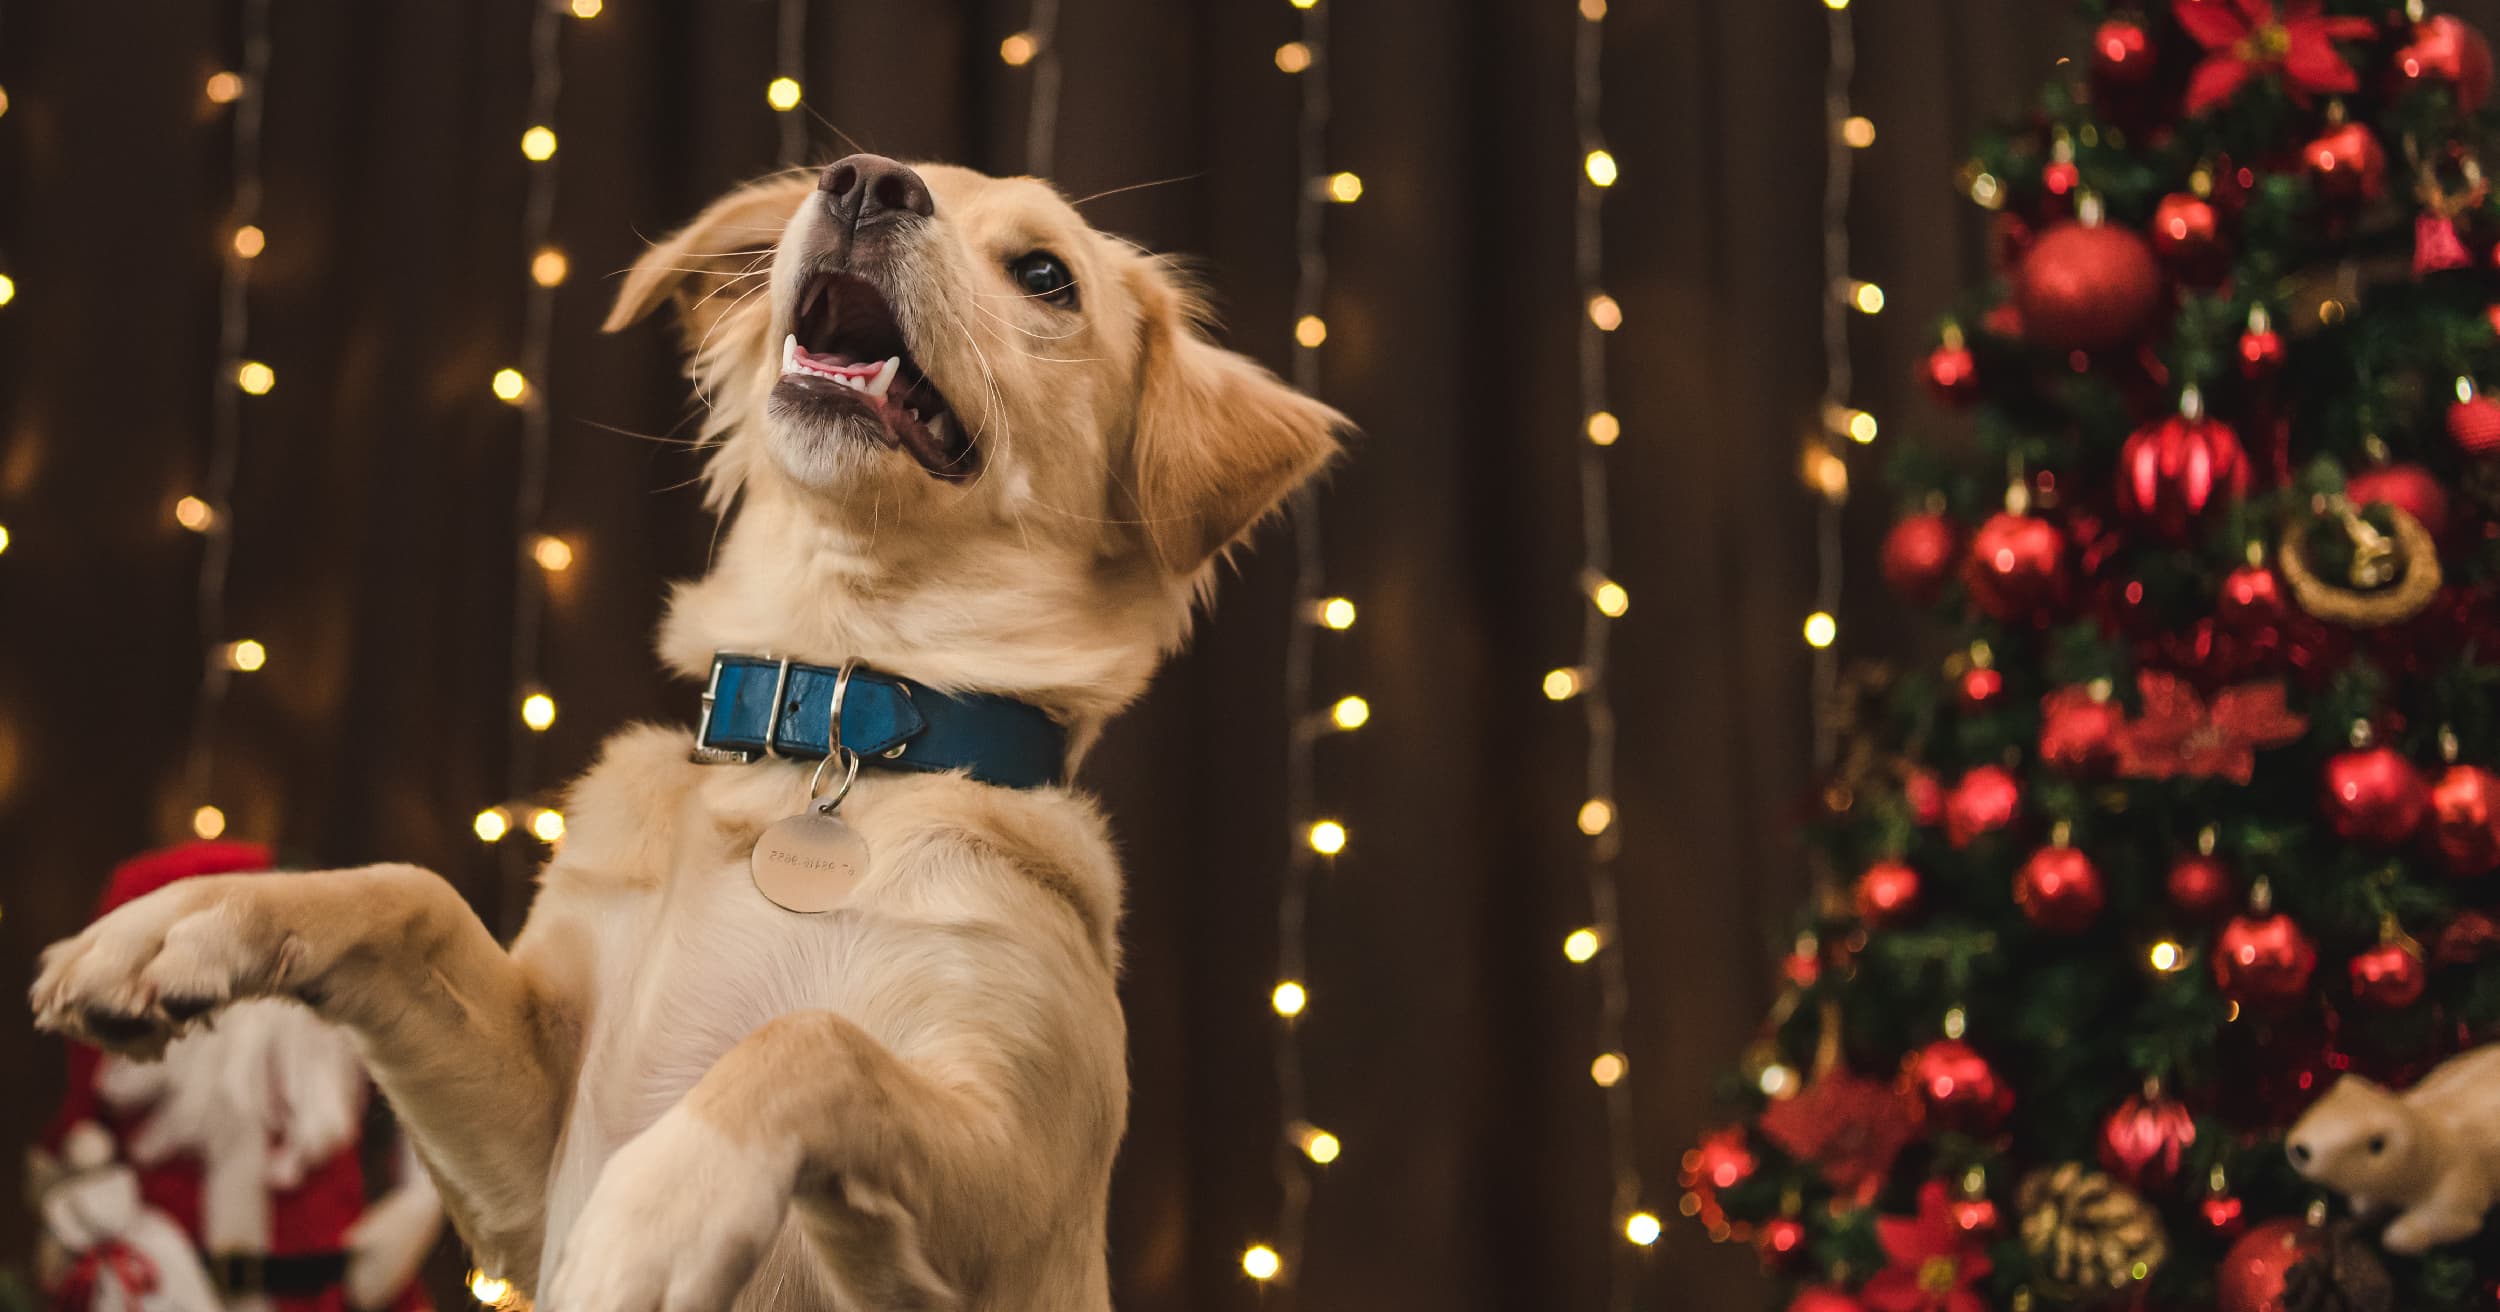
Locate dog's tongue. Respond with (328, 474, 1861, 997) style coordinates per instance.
(781, 334, 900, 398)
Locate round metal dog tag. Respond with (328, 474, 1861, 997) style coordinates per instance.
(750, 802, 869, 914)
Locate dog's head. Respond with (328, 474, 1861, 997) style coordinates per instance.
(607, 156, 1346, 580)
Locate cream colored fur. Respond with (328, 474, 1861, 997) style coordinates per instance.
(2287, 1045, 2500, 1253)
(33, 159, 1344, 1311)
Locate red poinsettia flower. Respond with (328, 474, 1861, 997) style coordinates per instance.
(2114, 670, 2307, 783)
(1758, 1072, 1925, 1205)
(1863, 1181, 1994, 1312)
(2174, 0, 2376, 115)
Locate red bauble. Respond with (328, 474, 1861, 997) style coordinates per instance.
(2218, 1219, 2321, 1312)
(2399, 15, 2495, 114)
(2117, 413, 2251, 541)
(1882, 513, 1959, 605)
(2099, 1092, 2198, 1192)
(2218, 565, 2289, 632)
(2094, 18, 2155, 85)
(2168, 853, 2238, 920)
(1923, 344, 1979, 406)
(2303, 123, 2388, 205)
(2349, 941, 2428, 1009)
(2238, 326, 2285, 378)
(2451, 393, 2500, 456)
(2042, 159, 2082, 198)
(2015, 844, 2106, 933)
(1787, 1289, 1867, 1312)
(2040, 688, 2122, 775)
(1944, 765, 2021, 848)
(2016, 221, 2166, 351)
(1757, 1216, 1809, 1269)
(2430, 764, 2500, 876)
(2201, 1191, 2248, 1241)
(2322, 748, 2431, 845)
(1959, 667, 2005, 710)
(2152, 193, 2227, 283)
(2214, 913, 2320, 1005)
(1903, 1038, 2013, 1134)
(1950, 1194, 2000, 1238)
(1962, 512, 2069, 624)
(1855, 860, 1923, 926)
(2345, 464, 2452, 539)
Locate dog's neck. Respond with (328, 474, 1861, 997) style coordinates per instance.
(657, 482, 1195, 761)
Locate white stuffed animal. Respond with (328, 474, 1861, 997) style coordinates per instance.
(2287, 1043, 2500, 1253)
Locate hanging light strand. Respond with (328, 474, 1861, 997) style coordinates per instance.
(1567, 0, 1649, 1296)
(1254, 0, 1344, 1292)
(1019, 0, 1064, 177)
(774, 0, 807, 163)
(1810, 0, 1858, 776)
(181, 0, 275, 833)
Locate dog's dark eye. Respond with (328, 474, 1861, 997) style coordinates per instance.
(2368, 1134, 2388, 1155)
(1009, 251, 1078, 308)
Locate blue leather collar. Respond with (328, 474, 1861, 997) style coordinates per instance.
(693, 654, 1067, 791)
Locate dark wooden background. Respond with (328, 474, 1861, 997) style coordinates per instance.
(0, 2, 2070, 1307)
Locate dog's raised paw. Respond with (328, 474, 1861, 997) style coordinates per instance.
(540, 1109, 793, 1312)
(28, 878, 278, 1053)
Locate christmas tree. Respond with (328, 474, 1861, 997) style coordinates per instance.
(1706, 4, 2500, 1311)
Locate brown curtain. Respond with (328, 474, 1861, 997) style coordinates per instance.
(0, 2, 2074, 1308)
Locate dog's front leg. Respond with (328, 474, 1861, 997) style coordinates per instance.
(29, 863, 577, 1282)
(540, 1010, 1014, 1312)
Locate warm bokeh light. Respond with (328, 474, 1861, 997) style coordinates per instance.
(1845, 409, 1878, 443)
(521, 692, 557, 732)
(236, 361, 275, 395)
(532, 535, 574, 572)
(1586, 293, 1623, 331)
(1542, 667, 1584, 701)
(1851, 281, 1885, 314)
(1316, 596, 1356, 629)
(1803, 611, 1837, 648)
(2150, 940, 2186, 973)
(766, 77, 802, 111)
(492, 368, 530, 404)
(224, 639, 266, 672)
(205, 72, 245, 105)
(1241, 1245, 1282, 1281)
(1294, 314, 1327, 348)
(473, 808, 511, 843)
(1274, 41, 1313, 73)
(192, 805, 227, 840)
(175, 497, 216, 533)
(1329, 695, 1369, 730)
(0, 273, 14, 307)
(231, 225, 266, 259)
(1324, 171, 1363, 203)
(1579, 0, 1607, 17)
(1842, 115, 1876, 148)
(531, 808, 566, 842)
(1590, 1051, 1627, 1087)
(1563, 927, 1602, 963)
(568, 0, 602, 17)
(999, 32, 1038, 66)
(1271, 980, 1307, 1017)
(1297, 1124, 1341, 1165)
(0, 524, 11, 555)
(1585, 410, 1620, 445)
(468, 1270, 511, 1304)
(1307, 819, 1346, 855)
(521, 126, 558, 161)
(1590, 577, 1629, 618)
(1584, 149, 1618, 187)
(531, 246, 570, 287)
(1577, 798, 1614, 836)
(1625, 1212, 1663, 1246)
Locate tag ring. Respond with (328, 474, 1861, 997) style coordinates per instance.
(806, 661, 862, 809)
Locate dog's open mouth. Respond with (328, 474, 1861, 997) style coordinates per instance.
(773, 271, 971, 479)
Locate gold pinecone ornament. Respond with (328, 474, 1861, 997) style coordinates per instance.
(2016, 1164, 2169, 1302)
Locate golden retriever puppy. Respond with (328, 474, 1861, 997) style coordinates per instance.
(33, 155, 1345, 1311)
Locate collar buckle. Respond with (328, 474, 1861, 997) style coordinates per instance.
(690, 653, 758, 764)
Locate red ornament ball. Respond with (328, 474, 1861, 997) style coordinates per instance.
(2151, 193, 2227, 282)
(2238, 325, 2285, 378)
(2093, 18, 2156, 85)
(2201, 1191, 2248, 1241)
(2039, 689, 2122, 775)
(1958, 666, 2005, 710)
(1962, 512, 2069, 625)
(2015, 845, 2106, 933)
(1945, 765, 2021, 848)
(2430, 764, 2500, 876)
(2099, 1091, 2198, 1192)
(1855, 860, 1923, 927)
(2217, 565, 2289, 632)
(2451, 393, 2500, 456)
(2323, 748, 2430, 846)
(1904, 1038, 2013, 1134)
(2349, 941, 2428, 1009)
(1904, 768, 1945, 828)
(1787, 1289, 1867, 1312)
(2168, 853, 2238, 920)
(2016, 221, 2167, 351)
(2303, 122, 2388, 204)
(1923, 343, 1979, 406)
(2117, 413, 2251, 541)
(2345, 464, 2452, 539)
(2399, 14, 2495, 114)
(1757, 1215, 1809, 1270)
(2214, 913, 2320, 1005)
(1882, 513, 1959, 605)
(2218, 1219, 2321, 1312)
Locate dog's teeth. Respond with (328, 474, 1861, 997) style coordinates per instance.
(867, 357, 900, 399)
(782, 334, 799, 375)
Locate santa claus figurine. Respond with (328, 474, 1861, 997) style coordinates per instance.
(32, 841, 443, 1312)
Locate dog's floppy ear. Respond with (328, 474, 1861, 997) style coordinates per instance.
(603, 170, 816, 348)
(1127, 274, 1348, 573)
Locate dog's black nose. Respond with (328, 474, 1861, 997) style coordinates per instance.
(820, 154, 933, 227)
(2288, 1141, 2312, 1167)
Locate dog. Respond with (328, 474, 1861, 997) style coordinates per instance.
(32, 154, 1346, 1310)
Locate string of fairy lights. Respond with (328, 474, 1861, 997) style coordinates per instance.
(1804, 0, 1878, 759)
(181, 0, 277, 845)
(1523, 0, 1654, 1298)
(1241, 0, 1365, 1293)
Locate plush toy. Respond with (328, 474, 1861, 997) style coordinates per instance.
(2286, 1043, 2500, 1253)
(34, 841, 443, 1312)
